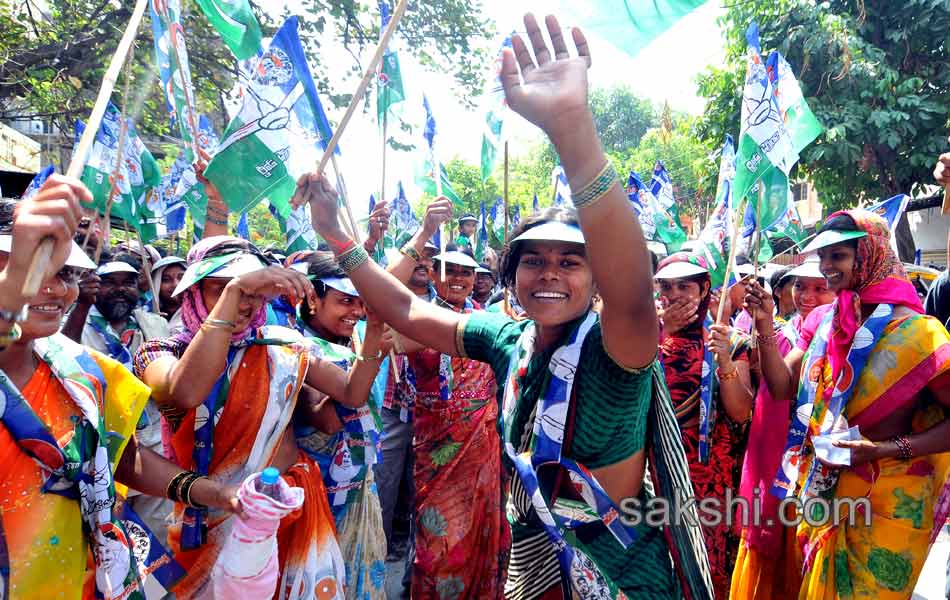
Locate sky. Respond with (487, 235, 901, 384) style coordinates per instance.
(271, 0, 727, 221)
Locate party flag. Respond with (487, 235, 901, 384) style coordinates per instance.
(194, 0, 263, 60)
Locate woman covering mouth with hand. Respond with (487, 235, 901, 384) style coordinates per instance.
(295, 12, 711, 599)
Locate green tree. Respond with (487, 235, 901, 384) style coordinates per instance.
(589, 86, 657, 154)
(696, 0, 950, 259)
(0, 0, 492, 138)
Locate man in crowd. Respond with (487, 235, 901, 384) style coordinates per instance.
(473, 263, 496, 306)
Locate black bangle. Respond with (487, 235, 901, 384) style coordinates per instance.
(166, 471, 191, 502)
(183, 474, 208, 509)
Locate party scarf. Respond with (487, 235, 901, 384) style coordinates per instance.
(697, 315, 715, 463)
(0, 334, 183, 598)
(771, 303, 895, 502)
(501, 311, 637, 598)
(433, 296, 473, 400)
(87, 305, 137, 369)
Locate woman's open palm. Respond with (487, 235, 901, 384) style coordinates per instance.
(501, 14, 592, 137)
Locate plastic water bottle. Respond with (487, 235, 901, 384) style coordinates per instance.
(254, 467, 283, 500)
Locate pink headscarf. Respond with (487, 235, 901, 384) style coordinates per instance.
(824, 209, 923, 385)
(172, 236, 268, 345)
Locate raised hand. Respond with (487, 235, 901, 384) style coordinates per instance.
(708, 323, 735, 368)
(76, 271, 101, 306)
(0, 174, 89, 307)
(422, 197, 454, 236)
(291, 172, 350, 250)
(743, 279, 775, 333)
(228, 265, 316, 307)
(367, 200, 390, 243)
(500, 14, 591, 140)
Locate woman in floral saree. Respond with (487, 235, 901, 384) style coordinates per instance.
(743, 209, 950, 599)
(385, 231, 509, 598)
(731, 256, 836, 600)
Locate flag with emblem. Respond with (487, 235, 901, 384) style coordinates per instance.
(480, 36, 512, 181)
(698, 136, 736, 289)
(149, 0, 199, 156)
(377, 1, 405, 122)
(75, 105, 161, 241)
(205, 17, 337, 221)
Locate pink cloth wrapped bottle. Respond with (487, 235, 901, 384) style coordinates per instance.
(212, 470, 304, 599)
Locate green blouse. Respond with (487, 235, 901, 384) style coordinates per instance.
(460, 310, 651, 468)
(459, 310, 677, 596)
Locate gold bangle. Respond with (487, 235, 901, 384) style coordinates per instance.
(570, 162, 618, 209)
(399, 245, 421, 262)
(717, 365, 740, 382)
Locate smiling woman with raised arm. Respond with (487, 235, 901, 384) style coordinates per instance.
(295, 13, 711, 600)
(741, 209, 950, 599)
(134, 236, 383, 599)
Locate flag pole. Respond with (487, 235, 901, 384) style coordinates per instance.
(943, 185, 950, 215)
(716, 195, 748, 325)
(307, 0, 407, 234)
(23, 0, 149, 295)
(378, 110, 388, 257)
(136, 228, 161, 314)
(330, 154, 360, 243)
(434, 145, 447, 281)
(503, 141, 511, 315)
(749, 183, 765, 348)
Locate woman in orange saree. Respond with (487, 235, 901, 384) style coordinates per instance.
(136, 236, 384, 598)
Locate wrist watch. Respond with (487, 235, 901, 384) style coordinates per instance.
(0, 304, 29, 323)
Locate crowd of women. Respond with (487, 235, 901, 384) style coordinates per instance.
(3, 11, 950, 600)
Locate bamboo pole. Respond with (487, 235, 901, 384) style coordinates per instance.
(23, 0, 149, 296)
(136, 229, 161, 314)
(330, 154, 360, 243)
(503, 141, 511, 315)
(715, 195, 748, 325)
(378, 110, 388, 257)
(749, 183, 765, 348)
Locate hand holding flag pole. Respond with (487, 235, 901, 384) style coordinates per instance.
(24, 0, 149, 296)
(303, 0, 408, 240)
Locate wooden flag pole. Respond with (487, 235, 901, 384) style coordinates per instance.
(315, 0, 407, 172)
(434, 146, 446, 281)
(716, 195, 748, 325)
(23, 0, 149, 296)
(136, 229, 161, 314)
(749, 183, 765, 348)
(503, 141, 511, 315)
(378, 111, 388, 257)
(330, 154, 361, 243)
(943, 185, 950, 215)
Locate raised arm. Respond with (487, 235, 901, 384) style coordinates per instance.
(385, 198, 452, 284)
(304, 309, 386, 408)
(500, 14, 657, 368)
(298, 177, 464, 356)
(744, 280, 803, 401)
(142, 266, 316, 410)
